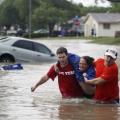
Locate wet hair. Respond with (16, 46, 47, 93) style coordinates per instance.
(56, 47, 68, 55)
(81, 56, 94, 67)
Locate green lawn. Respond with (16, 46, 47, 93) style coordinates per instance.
(87, 37, 120, 45)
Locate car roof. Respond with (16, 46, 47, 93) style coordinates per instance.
(0, 36, 53, 52)
(0, 36, 33, 41)
(6, 36, 31, 41)
(0, 36, 36, 44)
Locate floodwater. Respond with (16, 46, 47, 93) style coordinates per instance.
(0, 38, 120, 120)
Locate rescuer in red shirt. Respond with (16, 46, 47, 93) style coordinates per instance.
(85, 48, 119, 104)
(31, 47, 84, 98)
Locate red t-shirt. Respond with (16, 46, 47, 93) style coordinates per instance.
(47, 63, 84, 98)
(94, 58, 119, 102)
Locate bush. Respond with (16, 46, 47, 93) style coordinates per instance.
(23, 32, 49, 38)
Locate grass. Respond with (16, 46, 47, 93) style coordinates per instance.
(86, 37, 120, 45)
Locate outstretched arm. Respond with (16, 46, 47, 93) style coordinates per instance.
(85, 77, 106, 85)
(31, 75, 49, 92)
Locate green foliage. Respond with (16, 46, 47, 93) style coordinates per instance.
(108, 0, 120, 2)
(24, 32, 49, 38)
(0, 0, 120, 33)
(0, 0, 19, 26)
(13, 0, 28, 21)
(32, 1, 68, 30)
(109, 3, 120, 12)
(79, 6, 109, 16)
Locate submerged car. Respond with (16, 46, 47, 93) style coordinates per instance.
(0, 36, 57, 63)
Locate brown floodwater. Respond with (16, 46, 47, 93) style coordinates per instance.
(0, 38, 120, 120)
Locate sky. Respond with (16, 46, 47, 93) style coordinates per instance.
(67, 0, 111, 7)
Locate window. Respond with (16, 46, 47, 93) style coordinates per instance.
(103, 23, 110, 29)
(33, 42, 51, 55)
(12, 40, 33, 51)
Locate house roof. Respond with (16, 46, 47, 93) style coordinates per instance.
(86, 13, 120, 23)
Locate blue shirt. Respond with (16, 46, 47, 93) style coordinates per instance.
(68, 53, 95, 82)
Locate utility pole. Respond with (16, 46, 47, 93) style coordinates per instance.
(29, 0, 32, 38)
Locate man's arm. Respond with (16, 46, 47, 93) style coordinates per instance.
(78, 72, 96, 95)
(31, 74, 49, 92)
(85, 77, 106, 85)
(78, 82, 95, 95)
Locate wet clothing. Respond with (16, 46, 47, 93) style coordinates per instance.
(68, 53, 96, 82)
(68, 53, 95, 98)
(94, 58, 119, 103)
(47, 63, 84, 98)
(0, 63, 23, 70)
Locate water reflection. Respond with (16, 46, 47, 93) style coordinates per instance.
(0, 39, 120, 120)
(58, 98, 120, 120)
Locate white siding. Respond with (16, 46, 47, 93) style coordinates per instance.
(84, 16, 98, 37)
(98, 23, 120, 37)
(84, 14, 120, 37)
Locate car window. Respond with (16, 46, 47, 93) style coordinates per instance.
(12, 40, 33, 51)
(33, 42, 51, 55)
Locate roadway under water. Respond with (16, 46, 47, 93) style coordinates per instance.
(0, 38, 120, 120)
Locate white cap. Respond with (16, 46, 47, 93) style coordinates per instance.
(105, 48, 118, 59)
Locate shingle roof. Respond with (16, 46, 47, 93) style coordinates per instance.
(88, 13, 120, 23)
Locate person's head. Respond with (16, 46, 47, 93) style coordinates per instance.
(104, 48, 118, 66)
(56, 47, 68, 65)
(79, 56, 94, 72)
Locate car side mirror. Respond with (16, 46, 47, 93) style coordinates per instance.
(51, 53, 55, 57)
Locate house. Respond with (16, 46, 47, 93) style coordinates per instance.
(84, 13, 120, 37)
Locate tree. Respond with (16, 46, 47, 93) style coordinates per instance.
(107, 0, 120, 2)
(32, 1, 68, 35)
(95, 0, 120, 3)
(0, 0, 19, 27)
(95, 0, 106, 4)
(0, 0, 120, 36)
